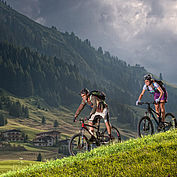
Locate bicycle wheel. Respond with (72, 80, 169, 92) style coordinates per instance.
(138, 116, 154, 137)
(165, 113, 176, 130)
(69, 133, 90, 156)
(103, 126, 121, 143)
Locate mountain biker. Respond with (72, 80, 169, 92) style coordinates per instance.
(74, 88, 112, 141)
(136, 74, 167, 127)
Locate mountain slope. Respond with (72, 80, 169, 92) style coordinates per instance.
(0, 0, 177, 128)
(1, 129, 177, 177)
(0, 1, 95, 79)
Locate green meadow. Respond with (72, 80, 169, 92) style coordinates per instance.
(1, 129, 176, 177)
(0, 160, 40, 175)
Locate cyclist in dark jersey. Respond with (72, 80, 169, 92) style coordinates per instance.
(74, 88, 111, 141)
(136, 74, 167, 125)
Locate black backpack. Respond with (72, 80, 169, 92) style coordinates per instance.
(89, 90, 106, 101)
(154, 80, 166, 93)
(147, 80, 167, 100)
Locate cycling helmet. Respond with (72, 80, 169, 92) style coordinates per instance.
(144, 74, 152, 81)
(80, 88, 89, 95)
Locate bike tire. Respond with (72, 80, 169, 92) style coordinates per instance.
(103, 126, 121, 143)
(69, 133, 90, 156)
(137, 116, 154, 138)
(165, 112, 176, 130)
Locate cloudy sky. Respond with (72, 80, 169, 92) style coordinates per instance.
(6, 0, 177, 84)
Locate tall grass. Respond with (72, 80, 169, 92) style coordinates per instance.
(1, 129, 177, 177)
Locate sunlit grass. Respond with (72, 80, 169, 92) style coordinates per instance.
(1, 129, 176, 177)
(0, 160, 40, 175)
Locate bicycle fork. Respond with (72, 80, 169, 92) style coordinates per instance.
(79, 128, 86, 148)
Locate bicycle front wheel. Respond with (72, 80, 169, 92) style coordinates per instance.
(69, 133, 90, 156)
(138, 116, 154, 137)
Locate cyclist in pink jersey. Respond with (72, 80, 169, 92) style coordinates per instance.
(136, 74, 167, 126)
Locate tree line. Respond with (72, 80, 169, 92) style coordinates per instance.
(0, 95, 29, 124)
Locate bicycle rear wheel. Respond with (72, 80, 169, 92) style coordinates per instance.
(165, 113, 176, 130)
(138, 116, 154, 137)
(103, 126, 121, 143)
(69, 133, 90, 156)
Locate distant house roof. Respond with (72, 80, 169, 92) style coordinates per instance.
(36, 130, 60, 136)
(58, 139, 69, 145)
(33, 136, 54, 143)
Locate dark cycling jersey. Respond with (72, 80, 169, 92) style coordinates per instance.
(75, 95, 107, 117)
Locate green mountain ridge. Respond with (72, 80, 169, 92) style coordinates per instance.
(0, 0, 177, 130)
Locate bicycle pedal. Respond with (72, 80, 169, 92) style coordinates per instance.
(157, 122, 165, 131)
(89, 136, 96, 142)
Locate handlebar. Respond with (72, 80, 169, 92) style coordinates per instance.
(79, 117, 89, 121)
(138, 102, 154, 105)
(74, 117, 89, 123)
(138, 101, 165, 105)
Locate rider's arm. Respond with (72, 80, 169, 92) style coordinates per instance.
(90, 96, 97, 116)
(138, 89, 146, 101)
(75, 100, 86, 118)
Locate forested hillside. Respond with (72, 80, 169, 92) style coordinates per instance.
(0, 41, 92, 106)
(0, 0, 177, 128)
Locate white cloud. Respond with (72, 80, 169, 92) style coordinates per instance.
(100, 0, 150, 41)
(94, 0, 177, 83)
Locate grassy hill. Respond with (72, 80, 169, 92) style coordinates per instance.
(0, 89, 78, 163)
(0, 91, 135, 140)
(0, 91, 77, 138)
(0, 160, 40, 175)
(0, 90, 137, 165)
(1, 129, 176, 177)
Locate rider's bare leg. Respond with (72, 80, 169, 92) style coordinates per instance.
(154, 103, 160, 121)
(88, 122, 94, 135)
(160, 101, 165, 122)
(105, 121, 111, 135)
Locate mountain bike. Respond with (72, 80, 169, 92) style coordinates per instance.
(137, 102, 176, 137)
(69, 115, 121, 156)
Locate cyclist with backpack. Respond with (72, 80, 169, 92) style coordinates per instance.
(74, 88, 112, 141)
(136, 74, 168, 127)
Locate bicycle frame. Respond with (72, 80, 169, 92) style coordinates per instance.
(79, 118, 102, 139)
(141, 102, 162, 126)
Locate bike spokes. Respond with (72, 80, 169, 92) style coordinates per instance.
(138, 116, 154, 137)
(69, 133, 89, 156)
(102, 126, 121, 144)
(165, 113, 176, 131)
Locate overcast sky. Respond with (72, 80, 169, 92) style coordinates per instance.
(6, 0, 177, 84)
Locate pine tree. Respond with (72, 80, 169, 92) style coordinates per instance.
(37, 153, 42, 161)
(42, 116, 46, 124)
(0, 114, 7, 126)
(24, 106, 29, 118)
(15, 101, 22, 117)
(53, 120, 59, 127)
(159, 73, 163, 80)
(98, 47, 103, 55)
